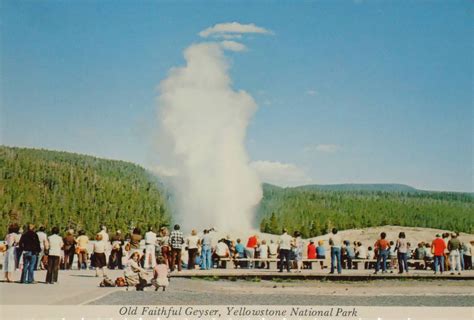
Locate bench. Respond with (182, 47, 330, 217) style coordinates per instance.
(233, 258, 280, 269)
(302, 259, 326, 270)
(351, 259, 377, 270)
(222, 258, 326, 271)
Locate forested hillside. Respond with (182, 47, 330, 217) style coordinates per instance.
(0, 146, 170, 238)
(1, 146, 473, 239)
(258, 184, 474, 237)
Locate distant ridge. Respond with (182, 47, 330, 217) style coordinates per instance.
(295, 183, 418, 192)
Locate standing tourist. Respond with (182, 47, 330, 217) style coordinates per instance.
(3, 224, 20, 282)
(396, 232, 409, 274)
(329, 228, 342, 274)
(448, 233, 462, 275)
(186, 229, 200, 270)
(374, 232, 390, 274)
(431, 234, 446, 274)
(62, 229, 76, 270)
(144, 226, 157, 269)
(169, 224, 184, 272)
(158, 227, 171, 267)
(200, 229, 213, 270)
(278, 228, 292, 273)
(45, 227, 63, 284)
(442, 233, 450, 271)
(129, 228, 143, 255)
(36, 226, 48, 270)
(19, 224, 41, 284)
(93, 233, 107, 277)
(98, 225, 110, 265)
(76, 230, 89, 270)
(110, 230, 124, 269)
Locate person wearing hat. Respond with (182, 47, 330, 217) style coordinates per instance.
(431, 234, 446, 274)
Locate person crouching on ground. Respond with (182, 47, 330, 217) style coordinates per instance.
(152, 256, 169, 291)
(125, 251, 149, 290)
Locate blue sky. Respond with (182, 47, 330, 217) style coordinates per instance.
(1, 0, 472, 192)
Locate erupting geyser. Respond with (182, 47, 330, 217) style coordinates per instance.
(156, 26, 268, 232)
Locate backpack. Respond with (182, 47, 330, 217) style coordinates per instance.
(99, 276, 116, 287)
(115, 277, 126, 287)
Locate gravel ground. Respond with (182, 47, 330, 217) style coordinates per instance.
(88, 278, 474, 306)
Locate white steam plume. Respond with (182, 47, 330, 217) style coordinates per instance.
(156, 42, 262, 232)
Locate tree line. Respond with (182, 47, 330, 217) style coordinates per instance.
(257, 184, 474, 237)
(1, 146, 472, 240)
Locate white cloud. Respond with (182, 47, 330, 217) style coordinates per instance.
(306, 89, 318, 96)
(304, 144, 341, 153)
(250, 160, 312, 187)
(215, 34, 243, 40)
(199, 22, 272, 38)
(220, 40, 247, 52)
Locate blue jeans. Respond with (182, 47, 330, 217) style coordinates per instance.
(434, 255, 444, 273)
(331, 247, 342, 274)
(201, 246, 212, 270)
(397, 252, 408, 273)
(21, 251, 37, 283)
(375, 249, 389, 272)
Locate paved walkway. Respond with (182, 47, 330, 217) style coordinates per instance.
(0, 269, 473, 305)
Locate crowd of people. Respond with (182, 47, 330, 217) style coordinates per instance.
(1, 223, 473, 286)
(326, 228, 472, 275)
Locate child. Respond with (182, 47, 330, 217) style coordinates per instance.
(152, 256, 169, 291)
(389, 241, 397, 272)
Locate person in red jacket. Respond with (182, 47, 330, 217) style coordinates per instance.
(307, 240, 317, 259)
(245, 234, 258, 269)
(432, 234, 447, 274)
